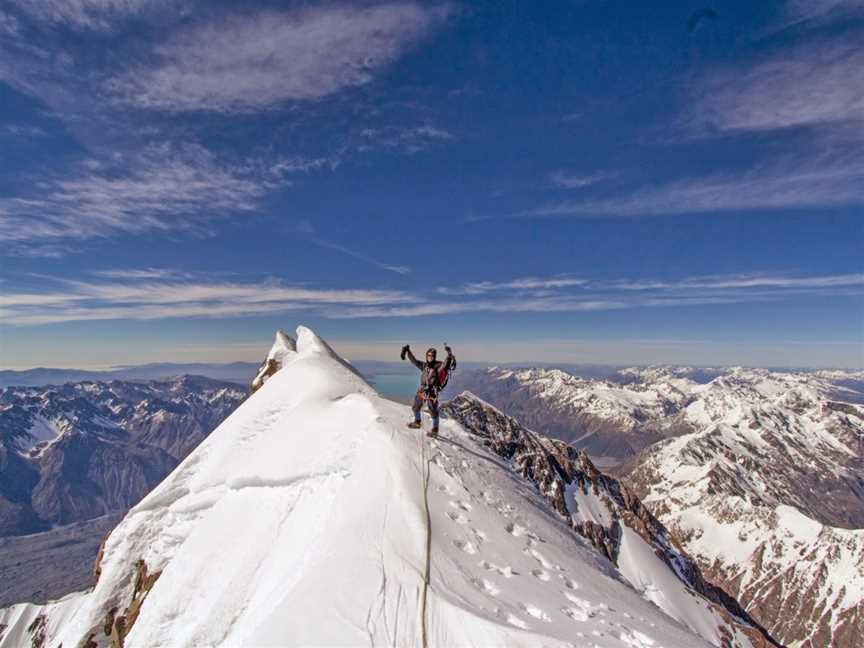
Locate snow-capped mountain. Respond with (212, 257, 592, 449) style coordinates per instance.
(623, 371, 864, 648)
(0, 376, 246, 536)
(452, 365, 863, 646)
(0, 328, 775, 648)
(448, 367, 701, 465)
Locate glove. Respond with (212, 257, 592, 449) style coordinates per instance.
(444, 344, 453, 355)
(400, 344, 410, 360)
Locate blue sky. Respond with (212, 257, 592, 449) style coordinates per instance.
(1, 0, 862, 369)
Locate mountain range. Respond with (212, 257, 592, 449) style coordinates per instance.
(0, 328, 778, 648)
(452, 365, 864, 646)
(0, 375, 246, 538)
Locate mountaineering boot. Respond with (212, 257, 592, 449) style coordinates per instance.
(426, 428, 439, 438)
(407, 421, 421, 429)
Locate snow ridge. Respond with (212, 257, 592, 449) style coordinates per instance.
(1, 328, 764, 648)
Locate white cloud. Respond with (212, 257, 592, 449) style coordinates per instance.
(0, 144, 320, 247)
(89, 267, 193, 280)
(520, 154, 864, 217)
(337, 272, 864, 318)
(309, 238, 411, 275)
(332, 299, 631, 318)
(780, 0, 864, 29)
(0, 11, 20, 35)
(438, 276, 588, 295)
(549, 171, 615, 189)
(294, 221, 411, 275)
(356, 124, 454, 155)
(10, 0, 162, 30)
(606, 273, 864, 291)
(4, 270, 859, 326)
(694, 38, 864, 133)
(1, 275, 417, 326)
(111, 3, 453, 113)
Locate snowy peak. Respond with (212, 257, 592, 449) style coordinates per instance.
(1, 328, 771, 648)
(250, 329, 297, 392)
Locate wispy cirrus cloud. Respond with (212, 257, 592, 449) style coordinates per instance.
(603, 273, 864, 291)
(295, 220, 411, 275)
(111, 3, 453, 113)
(1, 274, 417, 326)
(341, 271, 864, 318)
(3, 269, 860, 325)
(0, 144, 328, 249)
(437, 276, 588, 295)
(778, 0, 864, 30)
(355, 124, 454, 155)
(519, 153, 864, 218)
(549, 171, 616, 189)
(694, 38, 864, 134)
(7, 0, 160, 30)
(88, 267, 194, 280)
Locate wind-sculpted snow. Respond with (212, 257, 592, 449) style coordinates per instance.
(0, 327, 761, 648)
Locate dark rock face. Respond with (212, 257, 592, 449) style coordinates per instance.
(442, 392, 782, 648)
(0, 376, 245, 537)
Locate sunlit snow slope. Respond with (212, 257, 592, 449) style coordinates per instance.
(2, 327, 759, 648)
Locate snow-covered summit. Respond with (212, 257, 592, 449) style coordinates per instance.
(1, 328, 771, 648)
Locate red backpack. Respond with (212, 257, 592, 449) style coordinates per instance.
(437, 356, 456, 390)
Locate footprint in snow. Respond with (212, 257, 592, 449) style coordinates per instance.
(524, 547, 553, 568)
(453, 539, 478, 554)
(616, 628, 656, 647)
(505, 522, 542, 542)
(446, 511, 468, 524)
(505, 614, 528, 629)
(531, 569, 550, 581)
(519, 603, 551, 622)
(449, 500, 472, 512)
(561, 606, 590, 623)
(436, 485, 453, 494)
(562, 593, 597, 619)
(472, 528, 487, 543)
(480, 560, 516, 577)
(472, 577, 500, 596)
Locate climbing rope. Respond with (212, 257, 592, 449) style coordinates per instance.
(420, 436, 433, 648)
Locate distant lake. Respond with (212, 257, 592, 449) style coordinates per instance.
(367, 371, 418, 401)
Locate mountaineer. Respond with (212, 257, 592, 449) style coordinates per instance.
(401, 343, 456, 438)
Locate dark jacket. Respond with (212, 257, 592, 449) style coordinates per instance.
(406, 349, 455, 396)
